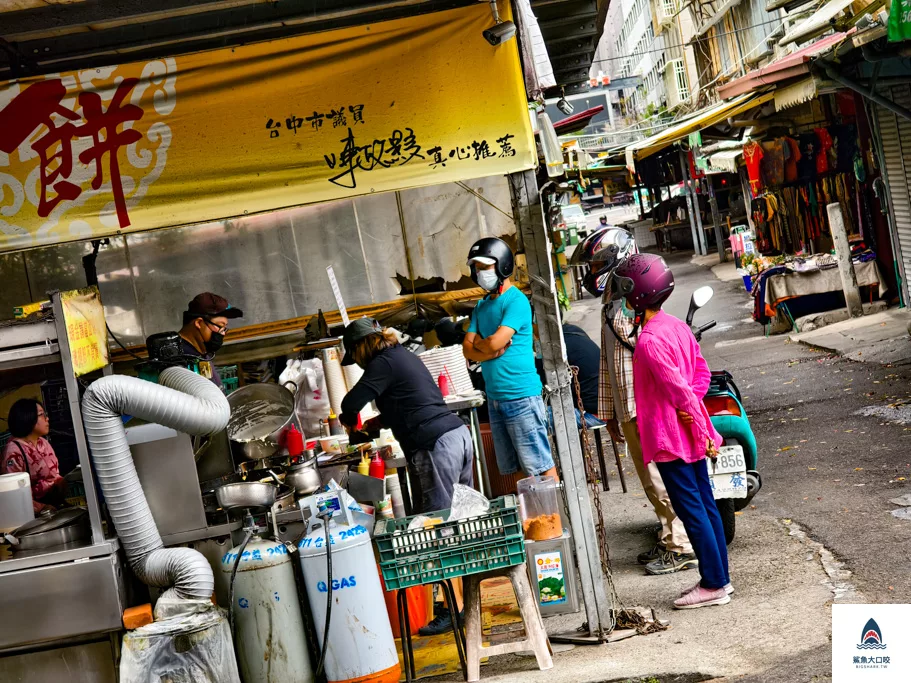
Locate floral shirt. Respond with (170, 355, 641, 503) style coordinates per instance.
(1, 437, 62, 512)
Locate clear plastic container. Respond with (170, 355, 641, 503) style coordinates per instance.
(517, 476, 561, 541)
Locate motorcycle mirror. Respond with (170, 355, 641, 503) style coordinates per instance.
(686, 285, 714, 326)
(693, 285, 714, 309)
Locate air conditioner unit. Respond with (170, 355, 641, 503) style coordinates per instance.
(664, 59, 690, 109)
(658, 0, 678, 27)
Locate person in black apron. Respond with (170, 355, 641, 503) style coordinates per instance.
(1, 399, 66, 513)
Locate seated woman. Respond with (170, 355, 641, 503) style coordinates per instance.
(2, 399, 66, 513)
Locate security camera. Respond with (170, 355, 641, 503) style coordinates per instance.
(483, 20, 517, 45)
(557, 98, 574, 115)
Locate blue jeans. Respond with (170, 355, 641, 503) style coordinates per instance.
(656, 458, 730, 589)
(488, 396, 555, 476)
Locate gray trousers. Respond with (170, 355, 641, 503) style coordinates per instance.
(409, 425, 475, 513)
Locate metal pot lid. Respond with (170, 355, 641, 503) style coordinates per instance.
(226, 383, 294, 443)
(13, 507, 87, 536)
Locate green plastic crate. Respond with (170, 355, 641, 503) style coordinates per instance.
(376, 495, 526, 590)
(222, 377, 239, 395)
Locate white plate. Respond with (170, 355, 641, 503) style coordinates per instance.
(709, 445, 748, 499)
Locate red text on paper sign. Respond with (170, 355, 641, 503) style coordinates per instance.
(0, 77, 144, 228)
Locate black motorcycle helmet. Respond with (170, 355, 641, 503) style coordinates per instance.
(467, 237, 514, 287)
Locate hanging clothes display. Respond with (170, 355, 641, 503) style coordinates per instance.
(744, 141, 765, 197)
(797, 132, 818, 183)
(784, 137, 802, 183)
(814, 128, 834, 175)
(761, 139, 787, 187)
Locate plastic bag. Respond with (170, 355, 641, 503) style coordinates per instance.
(448, 484, 490, 520)
(292, 358, 331, 437)
(121, 599, 240, 683)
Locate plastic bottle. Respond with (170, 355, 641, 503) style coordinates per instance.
(357, 453, 371, 477)
(328, 412, 344, 436)
(369, 451, 386, 479)
(286, 424, 304, 458)
(438, 372, 451, 397)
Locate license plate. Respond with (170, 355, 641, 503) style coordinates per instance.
(709, 445, 748, 499)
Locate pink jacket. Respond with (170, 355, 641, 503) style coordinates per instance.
(2, 437, 62, 512)
(632, 310, 722, 465)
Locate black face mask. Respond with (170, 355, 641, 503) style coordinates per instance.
(204, 332, 224, 355)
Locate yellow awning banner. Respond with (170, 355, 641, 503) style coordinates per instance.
(625, 91, 774, 167)
(0, 5, 534, 253)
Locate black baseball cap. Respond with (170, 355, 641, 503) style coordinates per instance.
(186, 292, 243, 320)
(341, 317, 382, 365)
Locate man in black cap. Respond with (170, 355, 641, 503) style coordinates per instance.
(178, 292, 243, 386)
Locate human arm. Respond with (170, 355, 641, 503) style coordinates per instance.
(470, 326, 515, 356)
(462, 332, 507, 362)
(339, 359, 392, 427)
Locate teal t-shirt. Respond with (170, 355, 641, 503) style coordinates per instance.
(467, 286, 542, 401)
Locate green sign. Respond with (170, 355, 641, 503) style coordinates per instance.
(888, 0, 911, 42)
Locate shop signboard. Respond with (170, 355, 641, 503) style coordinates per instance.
(60, 286, 109, 376)
(0, 5, 534, 253)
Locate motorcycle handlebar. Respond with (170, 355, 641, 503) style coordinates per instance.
(693, 320, 717, 342)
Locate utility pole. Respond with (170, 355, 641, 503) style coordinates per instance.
(707, 181, 726, 262)
(827, 203, 863, 317)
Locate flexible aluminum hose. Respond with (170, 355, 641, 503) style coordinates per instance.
(82, 367, 230, 601)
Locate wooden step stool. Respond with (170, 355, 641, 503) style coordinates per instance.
(463, 564, 554, 682)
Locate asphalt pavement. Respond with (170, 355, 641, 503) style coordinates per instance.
(459, 248, 911, 683)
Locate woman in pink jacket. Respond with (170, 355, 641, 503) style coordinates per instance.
(2, 399, 65, 513)
(611, 254, 730, 610)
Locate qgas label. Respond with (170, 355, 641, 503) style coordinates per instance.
(317, 576, 357, 592)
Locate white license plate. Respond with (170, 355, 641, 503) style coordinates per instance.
(709, 445, 748, 500)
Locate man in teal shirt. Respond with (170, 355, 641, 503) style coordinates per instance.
(462, 238, 557, 479)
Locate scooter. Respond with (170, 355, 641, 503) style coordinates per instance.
(687, 286, 763, 545)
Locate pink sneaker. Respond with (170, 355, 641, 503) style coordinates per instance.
(679, 581, 734, 598)
(673, 585, 730, 610)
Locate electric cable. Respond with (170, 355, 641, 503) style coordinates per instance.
(229, 527, 255, 639)
(315, 514, 333, 679)
(106, 323, 144, 361)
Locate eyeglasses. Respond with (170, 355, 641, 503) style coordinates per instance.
(36, 411, 48, 420)
(205, 320, 228, 334)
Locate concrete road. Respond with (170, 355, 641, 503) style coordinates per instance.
(448, 251, 911, 682)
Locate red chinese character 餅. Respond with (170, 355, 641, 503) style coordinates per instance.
(0, 77, 144, 228)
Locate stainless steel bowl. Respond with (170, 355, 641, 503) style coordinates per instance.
(226, 383, 295, 460)
(215, 481, 278, 511)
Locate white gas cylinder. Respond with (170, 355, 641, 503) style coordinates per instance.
(297, 501, 399, 683)
(221, 536, 313, 683)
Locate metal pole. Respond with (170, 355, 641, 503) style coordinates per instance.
(679, 149, 702, 255)
(634, 174, 646, 221)
(707, 180, 727, 262)
(508, 170, 612, 637)
(827, 202, 864, 317)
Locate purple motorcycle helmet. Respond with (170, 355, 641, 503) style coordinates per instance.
(609, 253, 675, 315)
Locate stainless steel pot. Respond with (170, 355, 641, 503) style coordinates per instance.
(5, 507, 89, 551)
(285, 458, 322, 495)
(226, 383, 295, 460)
(215, 481, 278, 511)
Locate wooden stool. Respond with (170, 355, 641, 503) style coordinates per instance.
(463, 565, 553, 682)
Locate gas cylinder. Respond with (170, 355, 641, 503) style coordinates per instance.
(221, 535, 314, 683)
(297, 494, 400, 683)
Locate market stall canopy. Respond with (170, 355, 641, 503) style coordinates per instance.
(553, 106, 605, 135)
(717, 30, 854, 99)
(0, 5, 535, 253)
(778, 0, 863, 47)
(624, 91, 774, 167)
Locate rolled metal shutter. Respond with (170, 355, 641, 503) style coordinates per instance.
(873, 84, 911, 304)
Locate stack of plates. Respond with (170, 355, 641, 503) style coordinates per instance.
(418, 346, 474, 396)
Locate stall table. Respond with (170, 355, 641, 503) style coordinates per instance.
(764, 261, 885, 311)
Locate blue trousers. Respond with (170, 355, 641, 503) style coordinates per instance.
(655, 458, 730, 589)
